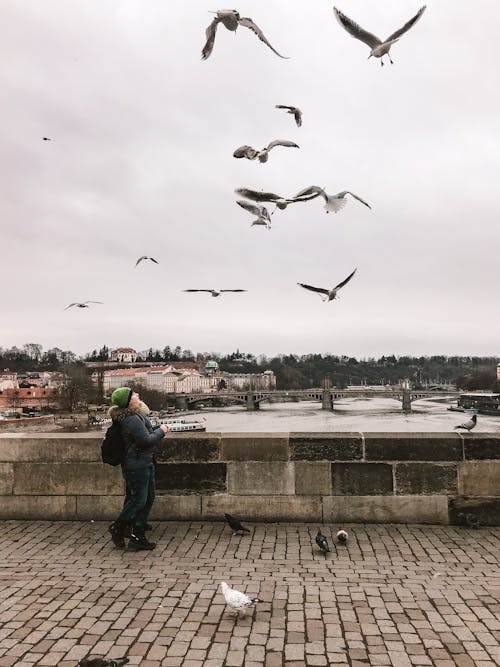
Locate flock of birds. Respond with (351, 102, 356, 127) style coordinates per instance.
(65, 4, 427, 310)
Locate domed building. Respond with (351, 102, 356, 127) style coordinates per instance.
(204, 360, 219, 376)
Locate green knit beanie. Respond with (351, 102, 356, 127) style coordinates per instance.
(111, 387, 133, 408)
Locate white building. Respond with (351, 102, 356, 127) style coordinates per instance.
(0, 370, 17, 391)
(110, 347, 138, 363)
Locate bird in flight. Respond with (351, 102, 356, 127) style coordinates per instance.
(235, 187, 319, 211)
(236, 200, 272, 229)
(454, 414, 477, 431)
(275, 105, 302, 127)
(64, 301, 103, 310)
(224, 513, 250, 535)
(233, 139, 299, 163)
(42, 137, 52, 141)
(298, 269, 357, 302)
(315, 528, 330, 558)
(135, 256, 159, 267)
(183, 289, 247, 298)
(202, 10, 288, 60)
(295, 186, 371, 214)
(333, 6, 426, 66)
(220, 581, 261, 616)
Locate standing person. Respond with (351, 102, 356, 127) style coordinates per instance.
(108, 387, 169, 551)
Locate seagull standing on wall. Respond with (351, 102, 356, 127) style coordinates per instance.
(201, 10, 288, 60)
(298, 269, 357, 302)
(333, 6, 426, 66)
(295, 186, 371, 214)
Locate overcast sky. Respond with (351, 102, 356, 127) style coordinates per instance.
(2, 1, 500, 359)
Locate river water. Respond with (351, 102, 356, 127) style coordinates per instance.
(191, 397, 500, 433)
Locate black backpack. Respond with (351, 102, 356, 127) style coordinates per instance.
(101, 421, 125, 466)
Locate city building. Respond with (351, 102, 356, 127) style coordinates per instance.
(110, 347, 138, 363)
(0, 370, 17, 391)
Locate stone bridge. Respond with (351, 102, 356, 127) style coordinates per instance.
(175, 388, 460, 413)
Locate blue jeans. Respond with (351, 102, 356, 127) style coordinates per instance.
(117, 463, 155, 529)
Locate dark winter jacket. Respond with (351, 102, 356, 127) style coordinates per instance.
(109, 404, 164, 467)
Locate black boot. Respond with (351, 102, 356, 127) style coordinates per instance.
(109, 519, 133, 548)
(128, 528, 156, 551)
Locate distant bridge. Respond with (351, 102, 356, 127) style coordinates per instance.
(175, 388, 460, 413)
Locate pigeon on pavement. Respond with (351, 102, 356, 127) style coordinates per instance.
(224, 513, 250, 534)
(336, 529, 348, 544)
(315, 528, 330, 557)
(220, 581, 261, 616)
(78, 658, 129, 667)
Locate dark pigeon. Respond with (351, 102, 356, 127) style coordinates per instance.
(315, 528, 330, 557)
(224, 513, 250, 534)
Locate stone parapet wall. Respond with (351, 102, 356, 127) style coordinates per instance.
(0, 431, 499, 524)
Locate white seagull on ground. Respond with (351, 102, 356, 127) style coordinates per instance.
(236, 200, 272, 229)
(64, 301, 103, 310)
(295, 186, 371, 214)
(275, 105, 302, 127)
(135, 256, 159, 267)
(220, 581, 261, 616)
(233, 139, 299, 163)
(298, 269, 357, 302)
(202, 10, 288, 60)
(183, 289, 247, 298)
(333, 6, 426, 66)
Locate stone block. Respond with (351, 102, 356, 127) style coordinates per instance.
(294, 462, 331, 495)
(463, 434, 500, 460)
(0, 463, 14, 494)
(150, 495, 202, 520)
(364, 433, 462, 461)
(322, 495, 449, 524)
(13, 463, 123, 495)
(332, 463, 393, 495)
(227, 462, 294, 495)
(0, 434, 102, 462)
(448, 497, 500, 526)
(202, 494, 322, 521)
(395, 463, 458, 495)
(76, 495, 124, 520)
(155, 435, 220, 462)
(155, 463, 227, 494)
(220, 434, 289, 461)
(0, 495, 77, 520)
(459, 461, 500, 496)
(290, 433, 362, 461)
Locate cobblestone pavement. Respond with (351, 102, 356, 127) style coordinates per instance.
(0, 521, 499, 667)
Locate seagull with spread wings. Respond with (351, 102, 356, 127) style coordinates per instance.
(275, 105, 302, 127)
(298, 269, 357, 302)
(135, 256, 159, 267)
(202, 10, 288, 60)
(233, 139, 299, 163)
(236, 200, 272, 229)
(333, 6, 426, 66)
(64, 301, 103, 310)
(235, 187, 319, 211)
(295, 186, 371, 214)
(183, 289, 247, 298)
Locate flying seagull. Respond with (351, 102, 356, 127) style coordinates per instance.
(454, 414, 477, 431)
(333, 6, 426, 66)
(336, 529, 348, 544)
(78, 658, 129, 667)
(220, 581, 261, 616)
(42, 137, 52, 141)
(183, 289, 247, 298)
(135, 256, 159, 267)
(224, 513, 250, 534)
(237, 200, 272, 229)
(298, 269, 357, 302)
(275, 105, 302, 127)
(315, 528, 330, 558)
(295, 186, 371, 214)
(202, 10, 288, 60)
(235, 187, 319, 211)
(233, 140, 299, 163)
(64, 301, 103, 310)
